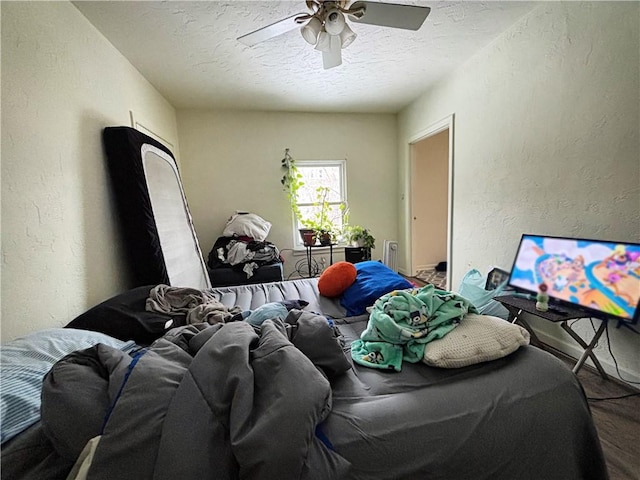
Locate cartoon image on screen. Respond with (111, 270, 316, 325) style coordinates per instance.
(509, 235, 640, 321)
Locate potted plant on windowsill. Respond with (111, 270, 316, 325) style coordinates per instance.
(306, 186, 337, 246)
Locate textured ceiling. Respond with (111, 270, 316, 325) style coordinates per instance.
(73, 1, 540, 113)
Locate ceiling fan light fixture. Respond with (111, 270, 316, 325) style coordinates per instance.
(238, 1, 432, 69)
(324, 8, 346, 35)
(339, 23, 357, 48)
(322, 34, 343, 69)
(301, 16, 322, 45)
(314, 30, 332, 52)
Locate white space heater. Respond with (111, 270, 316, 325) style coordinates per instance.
(382, 240, 398, 271)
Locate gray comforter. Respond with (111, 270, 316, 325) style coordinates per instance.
(40, 317, 350, 480)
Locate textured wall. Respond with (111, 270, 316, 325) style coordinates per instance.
(1, 2, 179, 340)
(176, 110, 397, 279)
(398, 2, 640, 381)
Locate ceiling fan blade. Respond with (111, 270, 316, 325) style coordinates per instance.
(322, 35, 342, 70)
(237, 13, 306, 47)
(348, 1, 431, 30)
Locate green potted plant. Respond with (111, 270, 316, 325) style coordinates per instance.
(306, 186, 337, 245)
(345, 225, 375, 249)
(281, 149, 314, 245)
(280, 149, 304, 224)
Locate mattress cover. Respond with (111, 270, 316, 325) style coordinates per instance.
(210, 277, 347, 319)
(208, 279, 608, 480)
(103, 127, 210, 290)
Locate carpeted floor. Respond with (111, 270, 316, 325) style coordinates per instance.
(414, 268, 447, 290)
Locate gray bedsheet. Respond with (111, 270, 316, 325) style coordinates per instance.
(208, 277, 347, 319)
(328, 316, 607, 479)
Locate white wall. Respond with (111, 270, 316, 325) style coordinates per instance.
(176, 110, 397, 279)
(398, 2, 640, 382)
(1, 2, 179, 340)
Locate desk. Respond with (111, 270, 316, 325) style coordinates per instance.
(495, 295, 609, 379)
(304, 243, 334, 278)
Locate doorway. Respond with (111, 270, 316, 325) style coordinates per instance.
(409, 115, 453, 290)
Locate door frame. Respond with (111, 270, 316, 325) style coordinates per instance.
(407, 114, 454, 290)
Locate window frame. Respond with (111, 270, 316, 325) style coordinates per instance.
(292, 159, 348, 249)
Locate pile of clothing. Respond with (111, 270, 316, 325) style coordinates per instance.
(207, 213, 281, 278)
(351, 284, 477, 371)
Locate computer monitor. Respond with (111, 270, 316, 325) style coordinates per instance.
(507, 234, 640, 324)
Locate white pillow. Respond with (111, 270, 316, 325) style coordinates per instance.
(222, 213, 271, 242)
(423, 313, 530, 368)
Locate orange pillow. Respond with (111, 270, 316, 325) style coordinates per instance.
(318, 261, 357, 298)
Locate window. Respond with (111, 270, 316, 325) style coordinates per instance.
(293, 160, 347, 246)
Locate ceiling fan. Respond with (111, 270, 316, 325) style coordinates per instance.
(237, 1, 431, 70)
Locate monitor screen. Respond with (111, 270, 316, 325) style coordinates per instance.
(508, 234, 640, 323)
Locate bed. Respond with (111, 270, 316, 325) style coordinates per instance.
(1, 277, 608, 479)
(0, 126, 609, 479)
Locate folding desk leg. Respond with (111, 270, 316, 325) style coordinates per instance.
(560, 319, 608, 380)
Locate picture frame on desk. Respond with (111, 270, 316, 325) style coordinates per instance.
(486, 267, 510, 291)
